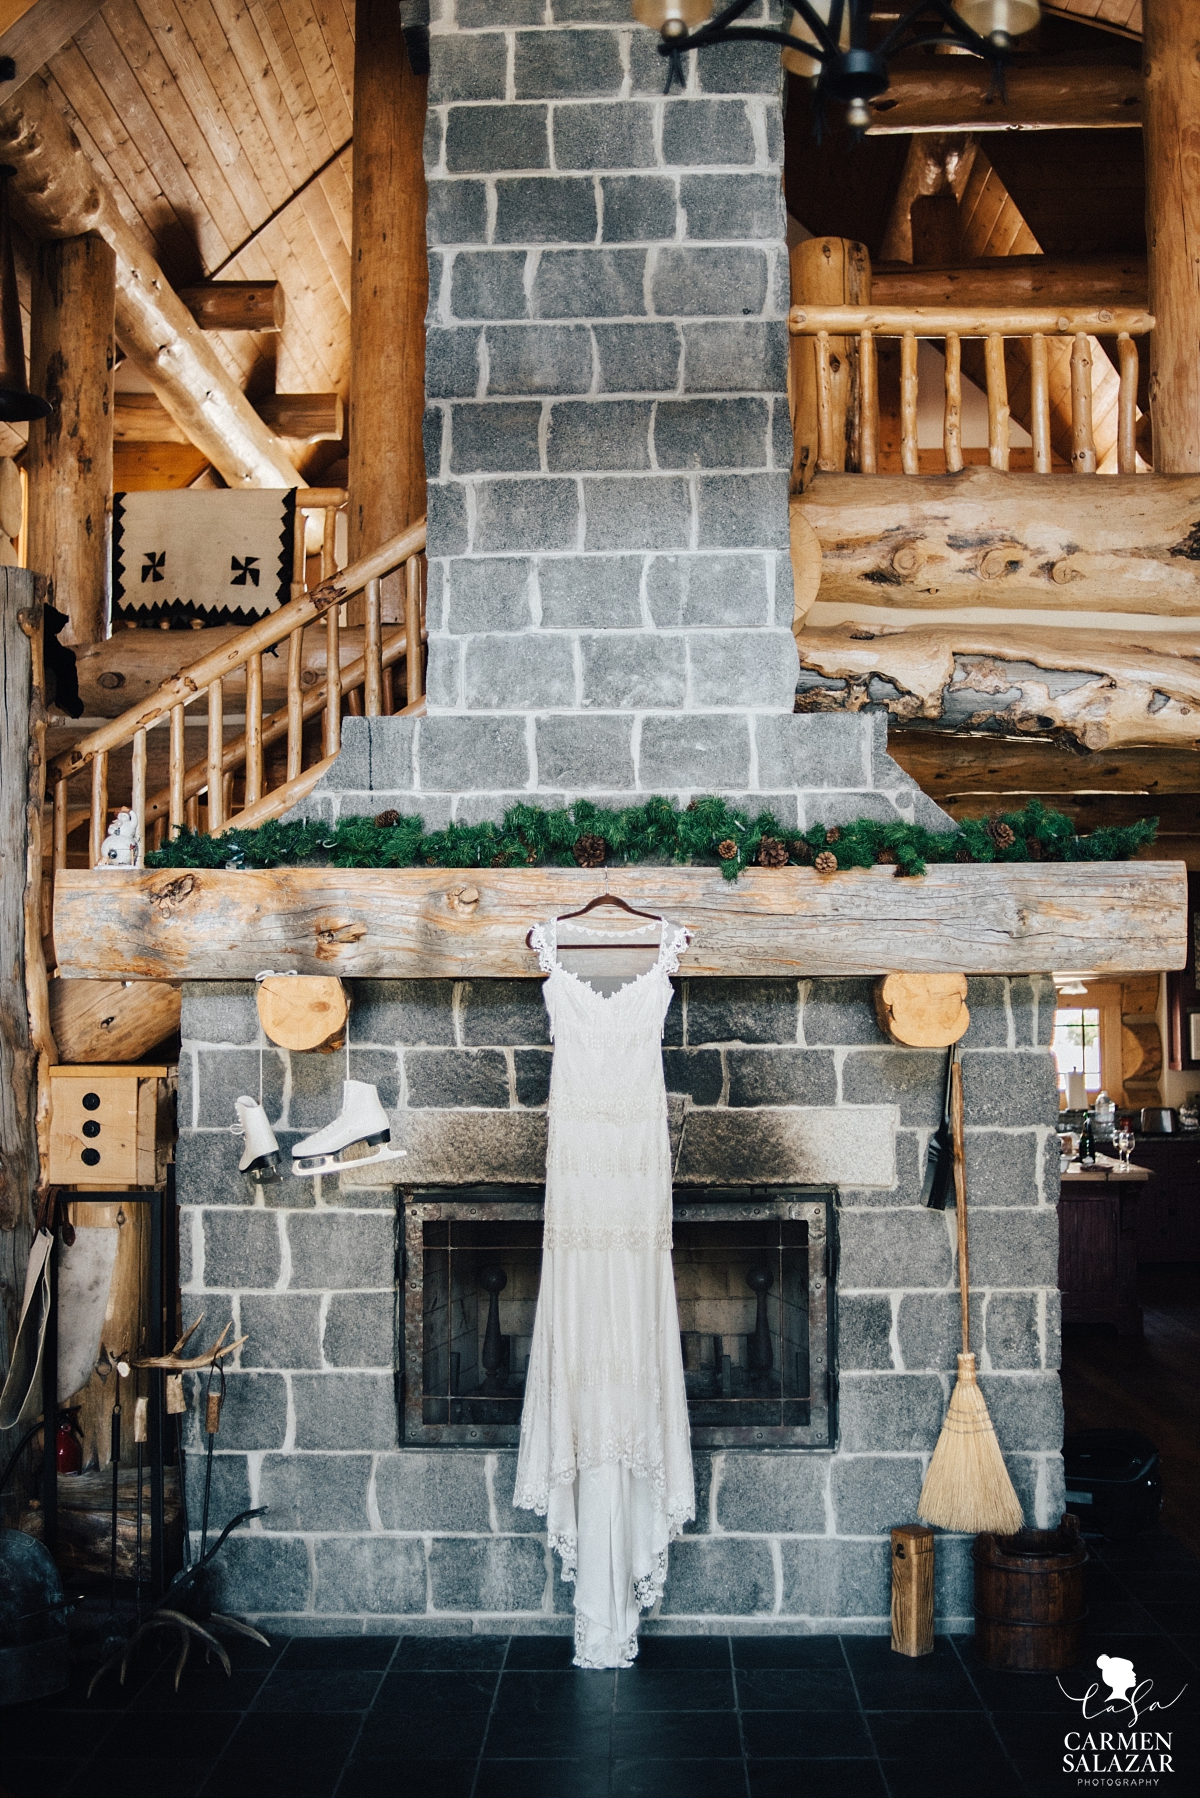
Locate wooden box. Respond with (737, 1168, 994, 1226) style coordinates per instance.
(48, 1065, 171, 1189)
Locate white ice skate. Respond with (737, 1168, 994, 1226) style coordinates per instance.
(233, 1096, 282, 1186)
(291, 1080, 406, 1178)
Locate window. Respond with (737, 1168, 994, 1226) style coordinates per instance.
(1053, 1007, 1102, 1101)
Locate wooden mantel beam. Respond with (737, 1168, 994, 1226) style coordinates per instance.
(867, 62, 1142, 133)
(52, 864, 1186, 981)
(0, 78, 301, 490)
(871, 255, 1148, 311)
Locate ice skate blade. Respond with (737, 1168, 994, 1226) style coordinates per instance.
(292, 1140, 407, 1178)
(242, 1157, 282, 1188)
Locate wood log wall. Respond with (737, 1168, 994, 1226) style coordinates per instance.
(1144, 0, 1200, 471)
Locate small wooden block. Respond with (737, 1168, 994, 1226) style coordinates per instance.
(891, 1524, 935, 1657)
(875, 972, 970, 1047)
(257, 975, 348, 1051)
(49, 1072, 141, 1185)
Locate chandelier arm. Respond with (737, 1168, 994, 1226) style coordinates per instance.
(873, 0, 998, 60)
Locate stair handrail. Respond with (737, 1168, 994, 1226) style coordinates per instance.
(48, 510, 427, 878)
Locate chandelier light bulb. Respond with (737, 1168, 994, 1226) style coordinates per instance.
(782, 4, 850, 81)
(631, 1, 714, 37)
(953, 0, 1041, 47)
(844, 95, 872, 129)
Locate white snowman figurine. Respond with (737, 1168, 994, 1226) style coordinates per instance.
(97, 808, 140, 869)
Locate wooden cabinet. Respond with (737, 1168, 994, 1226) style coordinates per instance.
(1129, 1136, 1200, 1262)
(1058, 1175, 1143, 1336)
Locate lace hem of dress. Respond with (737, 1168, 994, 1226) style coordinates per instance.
(574, 1613, 639, 1670)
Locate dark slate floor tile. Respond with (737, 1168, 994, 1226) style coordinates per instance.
(356, 1708, 490, 1759)
(93, 1711, 239, 1759)
(614, 1667, 735, 1712)
(733, 1637, 847, 1670)
(484, 1706, 611, 1759)
(1172, 1633, 1200, 1670)
(251, 1668, 383, 1712)
(634, 1636, 732, 1670)
(474, 1758, 611, 1798)
(611, 1708, 742, 1759)
(503, 1636, 578, 1670)
(199, 1765, 342, 1798)
(221, 1712, 362, 1763)
(735, 1666, 859, 1711)
(1091, 1531, 1199, 1573)
(62, 1759, 212, 1798)
(495, 1668, 616, 1716)
(952, 1651, 1079, 1714)
(392, 1635, 509, 1670)
(1143, 1601, 1200, 1634)
(1, 1760, 79, 1798)
(279, 1636, 398, 1669)
(740, 1710, 873, 1759)
(2, 1708, 110, 1756)
(1083, 1600, 1166, 1636)
(870, 1713, 1019, 1792)
(344, 1757, 476, 1798)
(129, 1669, 268, 1712)
(749, 1762, 890, 1798)
(842, 1636, 982, 1710)
(373, 1667, 500, 1712)
(608, 1758, 748, 1797)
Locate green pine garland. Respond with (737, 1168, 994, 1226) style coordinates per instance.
(144, 795, 1158, 880)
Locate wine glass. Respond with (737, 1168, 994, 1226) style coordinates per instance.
(1115, 1126, 1135, 1169)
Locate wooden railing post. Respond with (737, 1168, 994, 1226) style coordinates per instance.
(286, 627, 304, 782)
(859, 329, 878, 475)
(405, 556, 425, 709)
(1117, 333, 1139, 475)
(1070, 333, 1097, 474)
(1030, 332, 1052, 474)
(943, 333, 963, 474)
(169, 704, 185, 837)
(900, 331, 919, 476)
(207, 677, 225, 831)
(131, 728, 147, 867)
(53, 778, 68, 872)
(984, 332, 1010, 472)
(89, 751, 107, 868)
(245, 652, 264, 805)
(815, 332, 835, 472)
(324, 604, 342, 757)
(364, 576, 383, 717)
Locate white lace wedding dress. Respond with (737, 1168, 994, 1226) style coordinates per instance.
(513, 914, 696, 1668)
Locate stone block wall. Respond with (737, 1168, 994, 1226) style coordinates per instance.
(178, 972, 1065, 1635)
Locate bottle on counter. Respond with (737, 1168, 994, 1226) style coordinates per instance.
(1094, 1091, 1116, 1140)
(1078, 1108, 1097, 1168)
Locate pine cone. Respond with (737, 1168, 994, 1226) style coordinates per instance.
(757, 837, 789, 868)
(876, 847, 898, 865)
(955, 846, 975, 863)
(717, 839, 739, 861)
(373, 808, 401, 829)
(573, 833, 607, 868)
(814, 850, 838, 873)
(790, 838, 813, 864)
(1027, 836, 1043, 861)
(825, 826, 841, 843)
(988, 820, 1016, 849)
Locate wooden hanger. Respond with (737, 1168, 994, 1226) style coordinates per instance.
(525, 891, 664, 952)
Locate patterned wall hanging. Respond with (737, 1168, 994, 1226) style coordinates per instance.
(112, 489, 296, 623)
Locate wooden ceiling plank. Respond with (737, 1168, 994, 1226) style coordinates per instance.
(258, 0, 351, 149)
(46, 48, 187, 258)
(137, 0, 296, 216)
(297, 181, 352, 312)
(207, 0, 334, 184)
(243, 0, 340, 169)
(311, 0, 357, 122)
(71, 10, 235, 267)
(236, 218, 345, 394)
(316, 151, 354, 258)
(100, 0, 263, 253)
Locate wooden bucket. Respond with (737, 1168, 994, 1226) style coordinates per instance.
(972, 1513, 1087, 1671)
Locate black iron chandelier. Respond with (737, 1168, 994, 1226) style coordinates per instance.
(631, 2, 1041, 122)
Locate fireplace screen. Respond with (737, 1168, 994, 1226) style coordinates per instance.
(403, 1187, 834, 1449)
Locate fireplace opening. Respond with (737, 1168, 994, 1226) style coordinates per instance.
(403, 1188, 835, 1450)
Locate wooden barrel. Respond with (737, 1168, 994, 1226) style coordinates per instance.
(972, 1514, 1087, 1671)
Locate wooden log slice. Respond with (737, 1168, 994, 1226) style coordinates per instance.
(875, 971, 970, 1046)
(256, 974, 348, 1051)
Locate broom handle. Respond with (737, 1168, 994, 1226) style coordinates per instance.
(950, 1058, 970, 1354)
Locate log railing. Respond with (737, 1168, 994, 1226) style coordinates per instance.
(788, 304, 1155, 477)
(46, 493, 427, 902)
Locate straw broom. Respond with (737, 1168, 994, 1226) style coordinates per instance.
(917, 1058, 1025, 1535)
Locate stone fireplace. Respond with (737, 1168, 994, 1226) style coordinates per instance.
(174, 1, 1065, 1637)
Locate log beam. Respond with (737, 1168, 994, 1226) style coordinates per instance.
(1144, 0, 1200, 471)
(0, 77, 301, 491)
(348, 0, 427, 628)
(25, 233, 115, 647)
(872, 255, 1148, 311)
(115, 392, 343, 445)
(793, 467, 1200, 617)
(177, 282, 284, 333)
(887, 731, 1200, 798)
(795, 620, 1200, 751)
(48, 977, 180, 1063)
(50, 863, 1187, 982)
(867, 62, 1142, 133)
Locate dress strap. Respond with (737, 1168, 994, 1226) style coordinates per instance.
(529, 916, 558, 976)
(658, 920, 692, 977)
